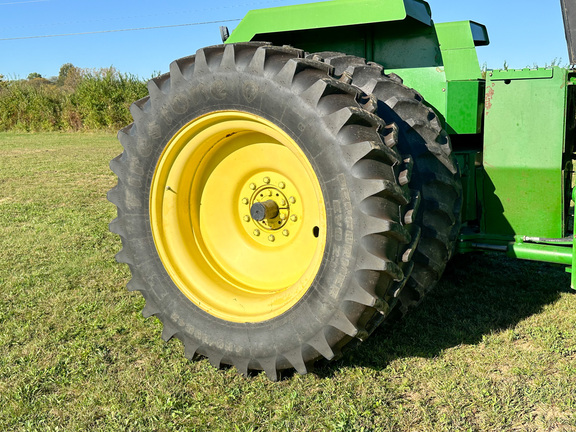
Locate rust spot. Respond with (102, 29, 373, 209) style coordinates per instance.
(485, 85, 495, 114)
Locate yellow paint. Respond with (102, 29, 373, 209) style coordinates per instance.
(150, 111, 326, 322)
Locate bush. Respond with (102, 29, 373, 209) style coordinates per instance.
(72, 68, 147, 129)
(0, 80, 64, 132)
(0, 65, 148, 132)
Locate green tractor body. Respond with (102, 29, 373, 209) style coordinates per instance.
(108, 0, 576, 379)
(228, 0, 576, 285)
(227, 0, 487, 135)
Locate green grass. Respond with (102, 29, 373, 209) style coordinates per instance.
(1, 131, 575, 431)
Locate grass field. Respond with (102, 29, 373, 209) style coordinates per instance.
(1, 132, 575, 431)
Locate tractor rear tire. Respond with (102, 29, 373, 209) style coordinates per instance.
(107, 43, 415, 379)
(309, 53, 462, 313)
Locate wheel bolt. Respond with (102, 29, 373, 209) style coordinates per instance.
(263, 177, 270, 184)
(243, 215, 250, 222)
(290, 215, 298, 222)
(279, 182, 286, 189)
(289, 196, 296, 204)
(253, 229, 260, 236)
(268, 235, 275, 242)
(249, 183, 256, 190)
(282, 230, 289, 236)
(242, 198, 249, 205)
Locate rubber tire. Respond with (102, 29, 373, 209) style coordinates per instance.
(108, 43, 415, 379)
(308, 53, 463, 313)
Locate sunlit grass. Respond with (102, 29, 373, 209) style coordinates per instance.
(1, 132, 575, 431)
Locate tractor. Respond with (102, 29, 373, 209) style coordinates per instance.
(107, 0, 576, 380)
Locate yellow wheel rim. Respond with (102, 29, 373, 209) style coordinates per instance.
(150, 111, 327, 323)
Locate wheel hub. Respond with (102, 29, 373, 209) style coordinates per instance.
(238, 172, 302, 247)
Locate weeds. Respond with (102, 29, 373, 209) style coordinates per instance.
(0, 67, 147, 132)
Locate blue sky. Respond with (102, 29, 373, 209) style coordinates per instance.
(0, 0, 569, 79)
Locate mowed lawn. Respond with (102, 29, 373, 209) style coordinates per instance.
(1, 132, 575, 431)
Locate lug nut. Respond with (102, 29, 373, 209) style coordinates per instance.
(263, 177, 270, 184)
(290, 215, 298, 222)
(242, 198, 249, 205)
(289, 196, 296, 204)
(280, 199, 286, 206)
(282, 230, 289, 236)
(280, 213, 287, 220)
(249, 183, 256, 190)
(268, 235, 275, 242)
(253, 229, 260, 236)
(243, 215, 250, 222)
(279, 182, 286, 189)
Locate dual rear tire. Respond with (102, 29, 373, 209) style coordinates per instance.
(108, 43, 461, 379)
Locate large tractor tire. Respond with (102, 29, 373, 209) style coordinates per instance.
(108, 43, 416, 379)
(309, 53, 462, 313)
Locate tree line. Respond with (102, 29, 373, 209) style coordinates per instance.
(0, 64, 148, 132)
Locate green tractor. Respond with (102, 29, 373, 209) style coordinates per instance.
(107, 0, 576, 380)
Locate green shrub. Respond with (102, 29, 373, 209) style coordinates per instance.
(0, 65, 148, 132)
(0, 80, 65, 132)
(72, 68, 147, 130)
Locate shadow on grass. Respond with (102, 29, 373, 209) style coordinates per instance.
(317, 252, 573, 376)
